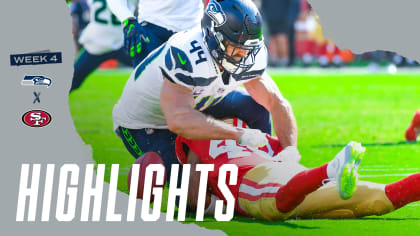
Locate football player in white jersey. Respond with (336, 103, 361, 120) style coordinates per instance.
(112, 0, 299, 184)
(107, 0, 204, 67)
(70, 0, 131, 91)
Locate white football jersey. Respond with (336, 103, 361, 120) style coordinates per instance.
(112, 27, 267, 131)
(107, 0, 203, 32)
(137, 0, 203, 32)
(79, 0, 125, 55)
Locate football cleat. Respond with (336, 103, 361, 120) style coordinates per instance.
(405, 110, 420, 142)
(330, 141, 365, 200)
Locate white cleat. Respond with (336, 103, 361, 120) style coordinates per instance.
(329, 141, 365, 200)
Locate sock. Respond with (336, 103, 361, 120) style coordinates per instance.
(385, 173, 420, 209)
(276, 164, 328, 213)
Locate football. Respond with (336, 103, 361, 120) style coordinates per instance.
(127, 152, 167, 201)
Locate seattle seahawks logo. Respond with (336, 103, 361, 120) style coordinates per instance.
(206, 1, 226, 26)
(21, 75, 52, 87)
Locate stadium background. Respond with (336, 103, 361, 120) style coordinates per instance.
(68, 0, 420, 235)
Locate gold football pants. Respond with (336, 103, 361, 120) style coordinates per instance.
(238, 162, 394, 221)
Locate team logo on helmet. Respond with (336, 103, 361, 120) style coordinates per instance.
(206, 1, 226, 26)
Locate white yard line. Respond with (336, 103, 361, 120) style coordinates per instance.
(267, 67, 420, 76)
(360, 168, 420, 172)
(360, 173, 416, 178)
(362, 165, 393, 168)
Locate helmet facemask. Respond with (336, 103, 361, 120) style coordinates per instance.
(219, 35, 262, 75)
(206, 25, 262, 75)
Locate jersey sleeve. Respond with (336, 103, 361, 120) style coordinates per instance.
(159, 31, 217, 91)
(175, 136, 189, 165)
(175, 136, 213, 165)
(258, 135, 283, 157)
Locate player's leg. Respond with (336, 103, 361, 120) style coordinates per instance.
(238, 161, 307, 221)
(117, 127, 180, 185)
(71, 48, 114, 91)
(405, 109, 420, 141)
(114, 47, 132, 67)
(203, 87, 272, 134)
(385, 172, 420, 209)
(292, 181, 392, 219)
(238, 162, 348, 221)
(293, 172, 420, 219)
(144, 21, 175, 42)
(238, 141, 365, 221)
(276, 141, 365, 212)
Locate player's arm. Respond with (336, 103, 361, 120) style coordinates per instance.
(160, 77, 244, 141)
(244, 72, 298, 147)
(186, 148, 220, 216)
(106, 0, 137, 22)
(107, 0, 142, 58)
(186, 149, 211, 210)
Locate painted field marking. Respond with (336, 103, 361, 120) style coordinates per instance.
(360, 173, 416, 178)
(360, 168, 420, 172)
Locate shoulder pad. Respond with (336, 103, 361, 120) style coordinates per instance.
(160, 29, 218, 89)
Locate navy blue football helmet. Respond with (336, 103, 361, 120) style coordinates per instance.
(202, 0, 263, 75)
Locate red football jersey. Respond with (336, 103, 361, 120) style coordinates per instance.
(175, 135, 283, 211)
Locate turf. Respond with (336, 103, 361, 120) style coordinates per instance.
(69, 68, 420, 235)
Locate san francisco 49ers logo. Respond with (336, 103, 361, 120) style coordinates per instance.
(22, 110, 51, 127)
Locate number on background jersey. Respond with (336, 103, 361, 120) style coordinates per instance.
(190, 40, 207, 65)
(93, 0, 121, 26)
(209, 140, 251, 159)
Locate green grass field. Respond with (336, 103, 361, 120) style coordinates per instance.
(69, 69, 420, 235)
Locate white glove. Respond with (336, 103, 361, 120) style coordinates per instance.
(273, 146, 301, 163)
(238, 128, 268, 148)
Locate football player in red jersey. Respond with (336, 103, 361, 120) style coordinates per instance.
(176, 120, 420, 220)
(405, 110, 420, 142)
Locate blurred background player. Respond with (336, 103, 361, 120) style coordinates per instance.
(405, 110, 420, 142)
(67, 0, 89, 54)
(176, 123, 420, 220)
(107, 0, 204, 67)
(70, 0, 132, 92)
(261, 0, 300, 67)
(258, 0, 418, 69)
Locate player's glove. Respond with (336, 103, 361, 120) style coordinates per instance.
(123, 18, 145, 58)
(238, 128, 268, 148)
(273, 146, 301, 163)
